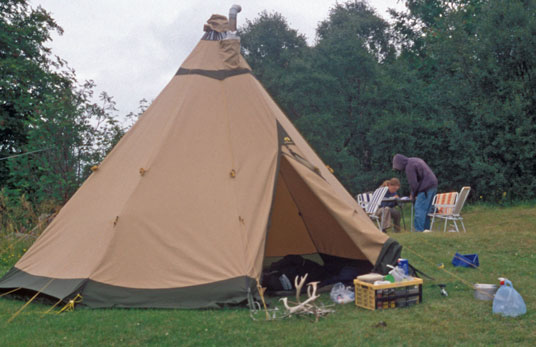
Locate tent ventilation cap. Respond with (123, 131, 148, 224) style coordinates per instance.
(228, 5, 242, 32)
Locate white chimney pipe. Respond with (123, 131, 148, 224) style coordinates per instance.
(228, 4, 242, 31)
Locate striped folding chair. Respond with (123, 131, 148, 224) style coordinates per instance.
(365, 187, 389, 230)
(356, 192, 372, 209)
(429, 187, 471, 232)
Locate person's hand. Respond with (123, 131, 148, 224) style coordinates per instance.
(410, 193, 414, 200)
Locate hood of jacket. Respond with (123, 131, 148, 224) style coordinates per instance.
(392, 154, 408, 171)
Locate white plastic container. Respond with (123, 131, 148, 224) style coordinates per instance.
(389, 266, 412, 282)
(492, 279, 527, 317)
(356, 273, 384, 283)
(474, 283, 498, 301)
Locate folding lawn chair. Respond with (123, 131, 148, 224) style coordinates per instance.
(428, 186, 471, 232)
(356, 192, 372, 209)
(365, 186, 388, 230)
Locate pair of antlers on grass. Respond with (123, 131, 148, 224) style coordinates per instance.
(280, 273, 332, 318)
(252, 273, 334, 321)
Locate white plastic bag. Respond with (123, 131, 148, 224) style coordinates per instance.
(330, 282, 354, 304)
(492, 279, 526, 317)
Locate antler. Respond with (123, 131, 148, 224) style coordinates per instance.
(278, 275, 334, 320)
(307, 281, 319, 299)
(294, 274, 308, 303)
(251, 274, 333, 322)
(279, 292, 320, 315)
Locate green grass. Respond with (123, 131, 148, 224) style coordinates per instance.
(0, 204, 535, 346)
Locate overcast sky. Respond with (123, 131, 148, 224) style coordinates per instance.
(29, 1, 406, 116)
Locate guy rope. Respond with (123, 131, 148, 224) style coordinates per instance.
(7, 278, 54, 323)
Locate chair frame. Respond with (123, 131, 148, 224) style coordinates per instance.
(356, 192, 372, 210)
(429, 187, 471, 232)
(365, 187, 389, 230)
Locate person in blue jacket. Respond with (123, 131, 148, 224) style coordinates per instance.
(392, 154, 438, 232)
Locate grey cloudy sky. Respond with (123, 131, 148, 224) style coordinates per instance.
(29, 1, 406, 116)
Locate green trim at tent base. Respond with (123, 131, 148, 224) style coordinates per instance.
(0, 268, 257, 309)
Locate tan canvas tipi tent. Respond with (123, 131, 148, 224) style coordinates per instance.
(0, 11, 401, 308)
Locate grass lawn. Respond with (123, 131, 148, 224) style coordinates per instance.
(0, 204, 535, 346)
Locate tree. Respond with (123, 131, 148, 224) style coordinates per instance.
(391, 0, 536, 200)
(467, 0, 536, 200)
(317, 1, 395, 62)
(239, 11, 310, 119)
(300, 1, 396, 192)
(6, 81, 124, 203)
(0, 0, 65, 185)
(1, 0, 139, 206)
(240, 2, 399, 193)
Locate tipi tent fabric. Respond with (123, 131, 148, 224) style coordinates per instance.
(0, 15, 401, 308)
